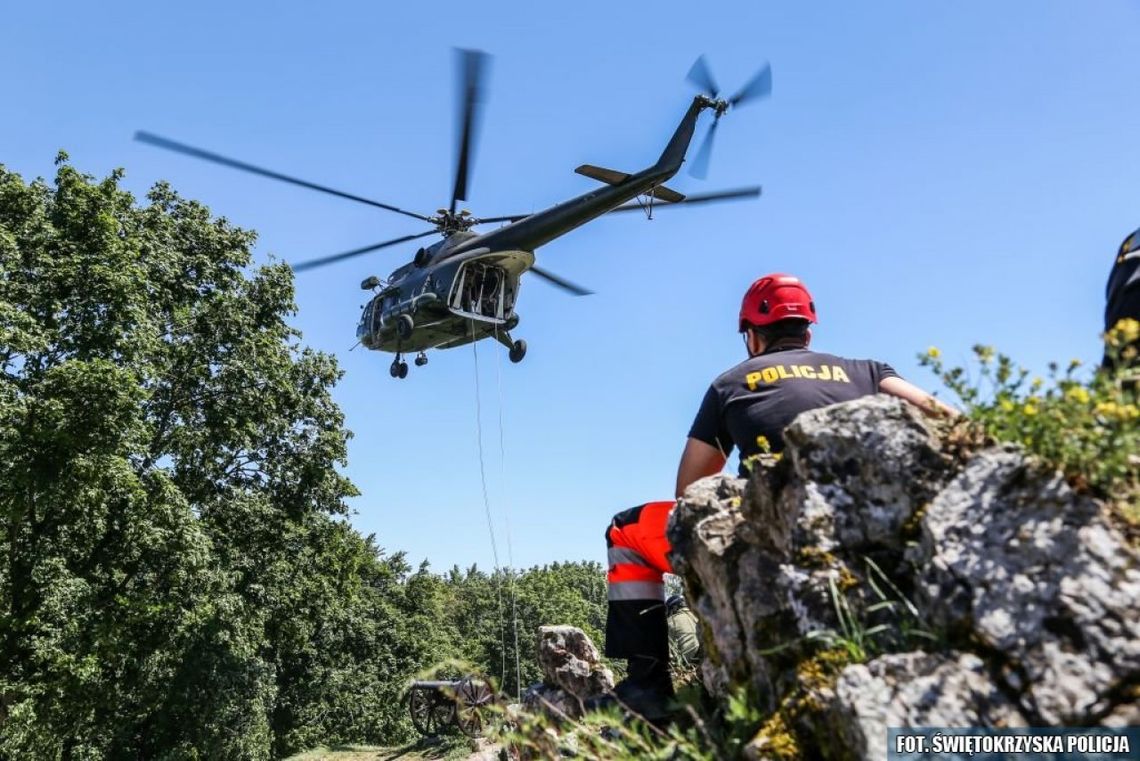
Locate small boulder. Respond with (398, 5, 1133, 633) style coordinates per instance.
(832, 651, 1027, 761)
(535, 625, 614, 700)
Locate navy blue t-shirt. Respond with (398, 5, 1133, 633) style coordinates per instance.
(688, 347, 898, 463)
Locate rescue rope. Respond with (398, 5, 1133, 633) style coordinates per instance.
(469, 321, 507, 688)
(492, 323, 524, 701)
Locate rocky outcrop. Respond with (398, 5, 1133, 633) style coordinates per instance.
(833, 652, 1026, 760)
(521, 625, 614, 721)
(668, 396, 1140, 758)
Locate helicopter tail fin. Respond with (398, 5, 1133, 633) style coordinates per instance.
(575, 165, 686, 203)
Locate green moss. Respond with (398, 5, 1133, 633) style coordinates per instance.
(749, 649, 854, 760)
(796, 546, 836, 568)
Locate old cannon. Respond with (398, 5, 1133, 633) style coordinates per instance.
(406, 676, 497, 737)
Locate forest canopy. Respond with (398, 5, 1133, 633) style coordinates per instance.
(0, 160, 606, 759)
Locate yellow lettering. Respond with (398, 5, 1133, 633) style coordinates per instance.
(761, 368, 779, 384)
(832, 366, 850, 383)
(746, 372, 763, 390)
(776, 365, 792, 380)
(818, 365, 831, 381)
(791, 365, 803, 378)
(799, 365, 816, 379)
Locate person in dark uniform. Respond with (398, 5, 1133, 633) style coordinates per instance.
(598, 273, 954, 720)
(1103, 226, 1140, 372)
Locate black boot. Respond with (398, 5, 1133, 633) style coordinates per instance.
(588, 655, 675, 722)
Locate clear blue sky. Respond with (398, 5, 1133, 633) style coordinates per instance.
(4, 1, 1138, 572)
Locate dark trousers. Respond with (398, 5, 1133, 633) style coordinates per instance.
(604, 501, 675, 664)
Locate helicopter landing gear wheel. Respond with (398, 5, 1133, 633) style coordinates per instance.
(508, 339, 527, 364)
(396, 314, 414, 340)
(414, 352, 428, 367)
(390, 357, 409, 379)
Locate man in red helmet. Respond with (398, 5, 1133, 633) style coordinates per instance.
(597, 273, 952, 721)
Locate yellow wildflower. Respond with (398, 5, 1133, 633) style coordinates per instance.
(1023, 404, 1038, 417)
(1093, 401, 1138, 421)
(1064, 386, 1090, 405)
(755, 434, 771, 453)
(999, 399, 1015, 413)
(926, 347, 941, 360)
(1068, 358, 1082, 371)
(1095, 401, 1118, 417)
(1030, 377, 1044, 392)
(1111, 318, 1140, 344)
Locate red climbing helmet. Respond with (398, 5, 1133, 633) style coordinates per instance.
(739, 273, 818, 331)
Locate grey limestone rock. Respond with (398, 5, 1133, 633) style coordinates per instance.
(917, 447, 1140, 724)
(833, 651, 1027, 761)
(664, 395, 1138, 755)
(534, 625, 614, 703)
(780, 395, 948, 554)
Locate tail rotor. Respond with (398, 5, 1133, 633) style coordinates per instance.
(686, 57, 772, 179)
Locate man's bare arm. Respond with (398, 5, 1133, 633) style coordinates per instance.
(880, 376, 960, 418)
(676, 437, 728, 498)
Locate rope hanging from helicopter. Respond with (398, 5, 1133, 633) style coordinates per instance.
(468, 317, 523, 698)
(492, 322, 523, 702)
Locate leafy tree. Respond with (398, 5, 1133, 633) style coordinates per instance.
(425, 561, 609, 698)
(0, 159, 433, 758)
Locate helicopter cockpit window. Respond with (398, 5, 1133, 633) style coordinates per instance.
(451, 262, 509, 320)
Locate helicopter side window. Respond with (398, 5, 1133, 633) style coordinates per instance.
(449, 263, 508, 318)
(454, 262, 507, 319)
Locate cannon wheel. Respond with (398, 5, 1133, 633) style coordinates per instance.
(454, 677, 495, 737)
(408, 686, 455, 737)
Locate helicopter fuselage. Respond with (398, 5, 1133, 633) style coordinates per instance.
(357, 95, 717, 361)
(358, 237, 533, 354)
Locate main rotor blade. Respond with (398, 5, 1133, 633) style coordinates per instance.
(689, 119, 719, 180)
(135, 131, 432, 222)
(291, 230, 437, 272)
(729, 62, 772, 107)
(450, 49, 491, 214)
(607, 186, 762, 214)
(529, 266, 593, 296)
(686, 55, 719, 97)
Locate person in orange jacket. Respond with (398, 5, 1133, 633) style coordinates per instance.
(598, 273, 954, 720)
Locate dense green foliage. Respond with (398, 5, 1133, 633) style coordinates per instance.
(0, 161, 427, 758)
(0, 159, 612, 757)
(411, 561, 609, 700)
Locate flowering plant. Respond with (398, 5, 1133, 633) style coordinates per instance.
(918, 319, 1139, 529)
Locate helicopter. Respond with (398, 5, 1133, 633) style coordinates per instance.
(136, 51, 770, 379)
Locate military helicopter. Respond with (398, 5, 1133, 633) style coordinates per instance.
(136, 52, 769, 379)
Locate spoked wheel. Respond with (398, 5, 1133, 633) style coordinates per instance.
(408, 687, 439, 736)
(454, 677, 495, 737)
(408, 687, 456, 737)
